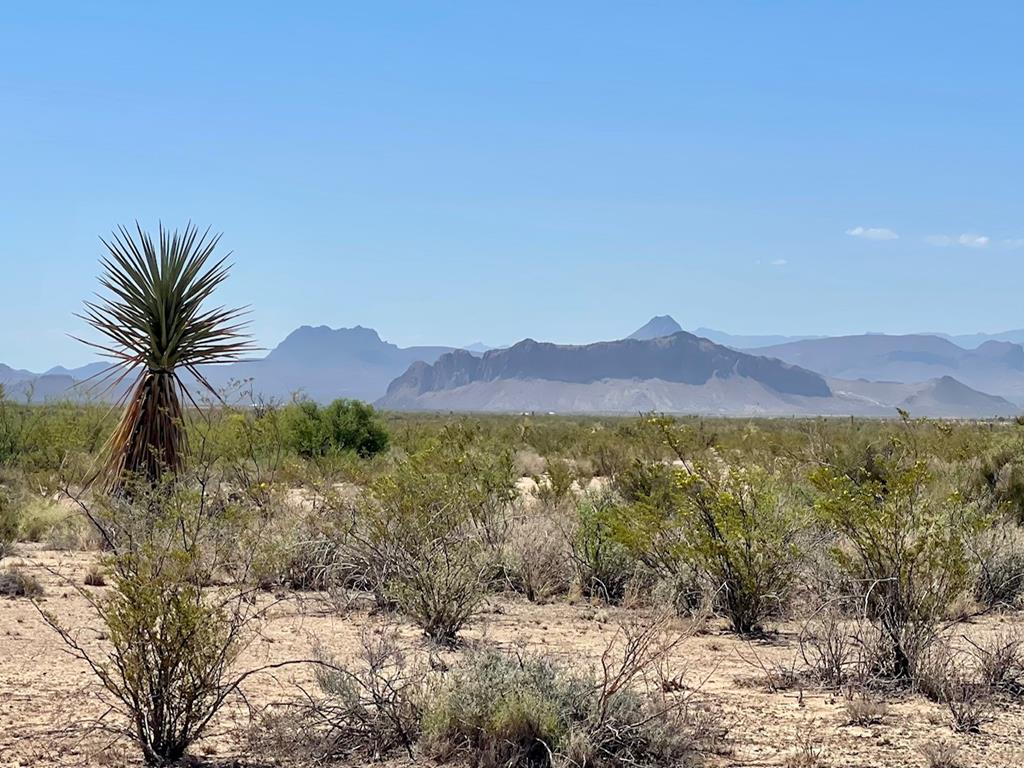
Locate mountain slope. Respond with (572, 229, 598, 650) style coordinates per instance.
(379, 331, 833, 412)
(200, 325, 457, 402)
(752, 334, 1024, 403)
(628, 315, 683, 340)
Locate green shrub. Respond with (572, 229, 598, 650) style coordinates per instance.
(812, 450, 988, 680)
(0, 489, 18, 558)
(41, 478, 266, 766)
(355, 428, 515, 643)
(573, 491, 634, 604)
(609, 460, 805, 633)
(282, 399, 389, 459)
(423, 625, 718, 768)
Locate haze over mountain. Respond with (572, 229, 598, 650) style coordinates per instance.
(378, 329, 1019, 417)
(752, 334, 1024, 404)
(200, 325, 458, 403)
(4, 317, 1024, 416)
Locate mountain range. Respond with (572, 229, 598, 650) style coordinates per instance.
(3, 315, 1024, 417)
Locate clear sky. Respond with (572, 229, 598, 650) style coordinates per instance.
(2, 2, 1022, 370)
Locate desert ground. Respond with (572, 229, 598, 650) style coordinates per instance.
(3, 545, 1024, 768)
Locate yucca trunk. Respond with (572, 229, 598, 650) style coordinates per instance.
(104, 371, 187, 488)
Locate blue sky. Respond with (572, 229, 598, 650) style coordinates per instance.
(2, 2, 1022, 370)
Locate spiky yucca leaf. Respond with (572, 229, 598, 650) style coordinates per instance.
(79, 223, 254, 488)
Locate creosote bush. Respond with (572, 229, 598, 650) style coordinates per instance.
(42, 474, 274, 766)
(812, 442, 988, 681)
(353, 427, 515, 643)
(609, 455, 805, 633)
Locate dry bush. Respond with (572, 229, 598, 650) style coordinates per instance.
(0, 566, 43, 597)
(504, 508, 573, 603)
(799, 609, 858, 688)
(917, 642, 992, 733)
(973, 631, 1023, 695)
(919, 740, 963, 768)
(783, 727, 826, 768)
(841, 688, 887, 725)
(973, 523, 1024, 610)
(423, 616, 722, 768)
(251, 623, 423, 764)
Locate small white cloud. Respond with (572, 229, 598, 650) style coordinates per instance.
(958, 233, 989, 247)
(770, 258, 788, 266)
(926, 232, 990, 248)
(846, 226, 899, 241)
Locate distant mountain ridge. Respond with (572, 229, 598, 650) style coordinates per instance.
(5, 316, 1024, 415)
(751, 333, 1024, 403)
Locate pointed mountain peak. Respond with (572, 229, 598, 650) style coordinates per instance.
(628, 315, 683, 340)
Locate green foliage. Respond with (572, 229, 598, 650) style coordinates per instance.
(609, 458, 805, 633)
(356, 427, 515, 642)
(282, 398, 389, 459)
(573, 492, 635, 604)
(422, 641, 710, 768)
(97, 551, 240, 765)
(0, 488, 17, 558)
(812, 446, 989, 679)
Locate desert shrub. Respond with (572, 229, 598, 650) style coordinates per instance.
(812, 447, 988, 680)
(0, 566, 43, 597)
(609, 458, 805, 634)
(974, 439, 1024, 523)
(533, 456, 577, 507)
(917, 642, 992, 732)
(292, 626, 423, 765)
(973, 524, 1024, 609)
(0, 488, 17, 558)
(842, 688, 887, 725)
(423, 621, 713, 768)
(798, 610, 859, 688)
(41, 478, 272, 766)
(354, 429, 516, 643)
(920, 740, 963, 768)
(975, 631, 1024, 695)
(573, 491, 635, 604)
(505, 509, 573, 603)
(282, 398, 389, 459)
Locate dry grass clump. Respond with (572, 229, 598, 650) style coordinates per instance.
(919, 739, 964, 768)
(84, 564, 106, 587)
(250, 623, 422, 764)
(0, 566, 43, 598)
(841, 688, 888, 725)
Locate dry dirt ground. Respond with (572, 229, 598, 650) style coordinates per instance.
(2, 547, 1024, 768)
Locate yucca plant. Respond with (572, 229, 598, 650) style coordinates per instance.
(79, 223, 254, 489)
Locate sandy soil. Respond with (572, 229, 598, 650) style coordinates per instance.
(2, 547, 1024, 768)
